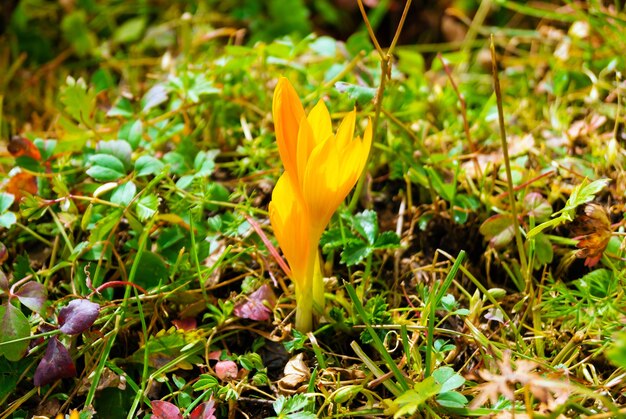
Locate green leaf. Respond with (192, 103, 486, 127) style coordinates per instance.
(107, 97, 134, 118)
(531, 233, 553, 267)
(142, 84, 168, 113)
(394, 376, 441, 418)
(60, 76, 97, 125)
(341, 240, 371, 266)
(432, 366, 465, 393)
(373, 231, 401, 249)
(135, 155, 165, 177)
(194, 150, 219, 177)
(89, 209, 123, 243)
(33, 139, 57, 161)
(136, 194, 158, 221)
(0, 304, 30, 361)
(87, 154, 126, 182)
(0, 211, 15, 229)
(61, 11, 95, 57)
(97, 140, 132, 170)
(113, 17, 146, 44)
(352, 210, 378, 245)
(126, 120, 143, 149)
(554, 178, 610, 221)
(320, 228, 358, 252)
(132, 251, 168, 290)
(334, 82, 376, 105)
(608, 331, 626, 369)
(0, 193, 15, 214)
(436, 391, 468, 408)
(110, 182, 137, 206)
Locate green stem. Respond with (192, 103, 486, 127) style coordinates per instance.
(489, 35, 529, 282)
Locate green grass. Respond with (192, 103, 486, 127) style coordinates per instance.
(1, 0, 626, 418)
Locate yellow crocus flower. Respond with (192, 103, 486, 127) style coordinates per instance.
(269, 77, 372, 332)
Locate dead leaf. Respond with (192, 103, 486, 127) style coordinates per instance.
(172, 317, 197, 331)
(278, 353, 310, 395)
(77, 367, 126, 394)
(8, 136, 42, 160)
(571, 203, 612, 267)
(5, 172, 38, 202)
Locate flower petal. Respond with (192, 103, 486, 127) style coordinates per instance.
(303, 137, 343, 233)
(273, 78, 305, 179)
(307, 100, 333, 147)
(269, 174, 311, 283)
(334, 109, 356, 150)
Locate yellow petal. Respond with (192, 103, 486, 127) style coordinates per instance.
(269, 174, 311, 284)
(334, 109, 356, 150)
(303, 137, 342, 233)
(296, 117, 317, 189)
(273, 78, 305, 179)
(307, 100, 333, 147)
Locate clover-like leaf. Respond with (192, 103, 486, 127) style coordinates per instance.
(14, 281, 47, 314)
(151, 400, 183, 419)
(58, 299, 100, 335)
(479, 214, 515, 248)
(523, 192, 552, 221)
(189, 398, 217, 419)
(33, 336, 77, 386)
(432, 366, 465, 393)
(0, 303, 30, 361)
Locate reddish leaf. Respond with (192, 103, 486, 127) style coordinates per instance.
(151, 400, 183, 419)
(190, 398, 217, 419)
(215, 360, 238, 381)
(233, 284, 276, 321)
(33, 336, 76, 386)
(8, 136, 42, 160)
(479, 214, 515, 249)
(172, 317, 196, 331)
(5, 172, 38, 202)
(58, 299, 100, 335)
(14, 281, 47, 314)
(523, 192, 552, 222)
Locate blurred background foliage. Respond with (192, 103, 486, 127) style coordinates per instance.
(1, 0, 532, 138)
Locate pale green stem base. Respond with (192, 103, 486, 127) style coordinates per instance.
(294, 245, 323, 332)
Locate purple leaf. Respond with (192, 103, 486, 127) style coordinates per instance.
(151, 400, 183, 419)
(233, 284, 276, 321)
(14, 281, 47, 314)
(190, 397, 217, 419)
(33, 336, 76, 386)
(58, 299, 100, 335)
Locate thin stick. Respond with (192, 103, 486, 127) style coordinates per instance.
(490, 35, 528, 278)
(349, 0, 413, 212)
